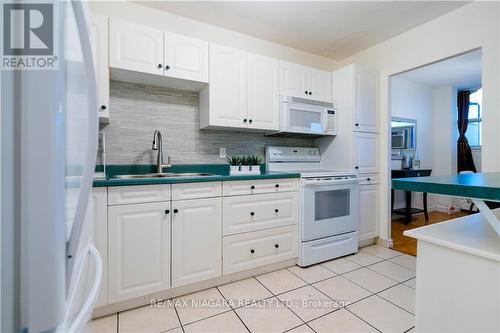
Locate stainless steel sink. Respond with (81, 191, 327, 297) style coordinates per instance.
(112, 172, 215, 179)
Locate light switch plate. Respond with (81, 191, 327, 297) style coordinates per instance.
(219, 147, 226, 159)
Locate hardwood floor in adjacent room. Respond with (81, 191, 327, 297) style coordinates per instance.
(391, 211, 469, 256)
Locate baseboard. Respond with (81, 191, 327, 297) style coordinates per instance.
(376, 237, 394, 248)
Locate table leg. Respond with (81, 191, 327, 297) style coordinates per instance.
(423, 192, 429, 223)
(472, 199, 500, 237)
(405, 191, 412, 224)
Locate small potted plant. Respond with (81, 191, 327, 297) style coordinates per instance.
(248, 154, 263, 174)
(240, 155, 251, 173)
(226, 155, 242, 175)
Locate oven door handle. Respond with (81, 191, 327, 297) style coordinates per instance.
(301, 179, 359, 187)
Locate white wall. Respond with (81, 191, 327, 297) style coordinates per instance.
(339, 2, 500, 242)
(89, 1, 336, 70)
(390, 77, 434, 210)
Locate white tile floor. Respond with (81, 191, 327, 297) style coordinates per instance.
(85, 245, 416, 333)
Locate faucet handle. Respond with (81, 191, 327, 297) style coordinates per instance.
(162, 156, 172, 168)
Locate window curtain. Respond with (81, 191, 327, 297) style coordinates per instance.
(457, 90, 477, 173)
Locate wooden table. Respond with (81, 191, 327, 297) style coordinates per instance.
(391, 169, 432, 224)
(392, 173, 500, 332)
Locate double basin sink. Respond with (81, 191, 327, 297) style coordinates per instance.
(112, 172, 216, 179)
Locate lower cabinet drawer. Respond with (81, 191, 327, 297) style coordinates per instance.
(223, 178, 299, 196)
(223, 225, 298, 275)
(108, 185, 171, 205)
(223, 192, 299, 235)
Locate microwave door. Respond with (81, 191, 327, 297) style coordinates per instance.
(285, 103, 325, 134)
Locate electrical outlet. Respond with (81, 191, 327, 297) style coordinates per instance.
(219, 147, 226, 159)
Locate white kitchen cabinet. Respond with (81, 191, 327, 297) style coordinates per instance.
(163, 32, 208, 83)
(280, 61, 331, 102)
(247, 53, 280, 130)
(88, 187, 108, 307)
(171, 197, 222, 287)
(201, 43, 248, 129)
(354, 132, 379, 174)
(354, 65, 379, 133)
(200, 44, 280, 131)
(109, 19, 164, 76)
(108, 202, 171, 303)
(223, 191, 298, 235)
(89, 14, 109, 122)
(359, 184, 379, 241)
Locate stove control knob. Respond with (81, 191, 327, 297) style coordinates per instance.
(272, 151, 277, 156)
(278, 150, 282, 155)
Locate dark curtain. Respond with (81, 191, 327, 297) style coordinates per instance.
(457, 90, 477, 173)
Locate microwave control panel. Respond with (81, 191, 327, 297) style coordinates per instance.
(326, 109, 337, 135)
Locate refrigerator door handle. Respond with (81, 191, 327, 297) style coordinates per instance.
(63, 244, 103, 333)
(66, 0, 98, 273)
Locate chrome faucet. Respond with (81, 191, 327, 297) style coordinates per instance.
(152, 130, 171, 173)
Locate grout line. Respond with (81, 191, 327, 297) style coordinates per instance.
(116, 312, 119, 333)
(172, 301, 185, 333)
(215, 286, 251, 333)
(344, 306, 383, 333)
(403, 325, 416, 332)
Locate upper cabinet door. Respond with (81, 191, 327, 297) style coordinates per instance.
(209, 44, 248, 128)
(163, 32, 208, 83)
(247, 53, 280, 130)
(308, 69, 332, 102)
(89, 14, 109, 121)
(354, 66, 379, 133)
(280, 61, 308, 98)
(109, 19, 163, 76)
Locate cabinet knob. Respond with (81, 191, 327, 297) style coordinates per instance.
(243, 118, 248, 123)
(275, 184, 280, 188)
(355, 123, 359, 126)
(250, 249, 255, 254)
(158, 64, 163, 68)
(275, 244, 279, 249)
(355, 166, 359, 170)
(250, 211, 255, 216)
(304, 90, 309, 95)
(100, 105, 106, 110)
(275, 209, 279, 213)
(165, 65, 171, 70)
(165, 209, 170, 214)
(250, 185, 255, 190)
(248, 119, 253, 124)
(173, 208, 179, 213)
(308, 91, 312, 95)
(367, 178, 371, 181)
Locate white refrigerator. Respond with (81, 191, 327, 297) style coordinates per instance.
(1, 1, 102, 332)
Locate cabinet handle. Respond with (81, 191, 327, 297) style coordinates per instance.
(275, 244, 279, 249)
(304, 90, 309, 95)
(250, 211, 255, 216)
(248, 119, 253, 124)
(165, 65, 171, 70)
(275, 184, 280, 188)
(308, 91, 312, 95)
(355, 123, 359, 127)
(250, 249, 255, 254)
(355, 166, 359, 170)
(165, 209, 170, 214)
(100, 105, 106, 110)
(367, 178, 371, 181)
(158, 64, 163, 68)
(275, 209, 279, 213)
(250, 185, 255, 190)
(173, 209, 179, 213)
(243, 118, 248, 123)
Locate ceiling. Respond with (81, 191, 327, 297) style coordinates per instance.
(396, 49, 482, 90)
(136, 1, 467, 60)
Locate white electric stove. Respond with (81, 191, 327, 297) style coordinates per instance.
(266, 146, 359, 267)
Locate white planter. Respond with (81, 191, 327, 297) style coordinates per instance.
(240, 165, 250, 173)
(249, 165, 261, 174)
(229, 165, 240, 175)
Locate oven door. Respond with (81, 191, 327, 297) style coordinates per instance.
(282, 101, 326, 135)
(301, 179, 359, 242)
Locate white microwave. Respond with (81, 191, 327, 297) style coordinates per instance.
(273, 96, 337, 136)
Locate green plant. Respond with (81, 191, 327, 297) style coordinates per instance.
(248, 154, 264, 165)
(240, 155, 251, 166)
(226, 155, 242, 166)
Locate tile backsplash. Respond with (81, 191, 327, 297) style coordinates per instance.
(100, 81, 314, 165)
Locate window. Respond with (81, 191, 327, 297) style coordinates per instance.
(467, 88, 482, 148)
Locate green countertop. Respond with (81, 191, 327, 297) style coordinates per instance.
(392, 172, 500, 201)
(93, 164, 300, 187)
